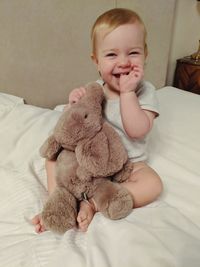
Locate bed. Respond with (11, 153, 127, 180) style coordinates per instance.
(0, 86, 200, 267)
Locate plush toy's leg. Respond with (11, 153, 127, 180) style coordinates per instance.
(93, 180, 133, 220)
(42, 187, 77, 234)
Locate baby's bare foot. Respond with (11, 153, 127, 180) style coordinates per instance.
(31, 213, 46, 234)
(77, 201, 96, 232)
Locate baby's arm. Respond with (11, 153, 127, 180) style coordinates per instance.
(120, 92, 155, 139)
(119, 65, 156, 139)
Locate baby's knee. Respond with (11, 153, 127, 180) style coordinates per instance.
(154, 175, 163, 198)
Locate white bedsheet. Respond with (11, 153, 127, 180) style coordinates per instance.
(0, 87, 200, 267)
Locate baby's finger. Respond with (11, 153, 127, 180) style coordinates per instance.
(73, 87, 85, 99)
(132, 64, 140, 70)
(79, 87, 87, 97)
(133, 68, 140, 74)
(77, 91, 84, 99)
(132, 64, 143, 70)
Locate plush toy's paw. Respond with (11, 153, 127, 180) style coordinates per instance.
(113, 161, 134, 183)
(40, 135, 62, 160)
(93, 181, 133, 220)
(42, 187, 77, 234)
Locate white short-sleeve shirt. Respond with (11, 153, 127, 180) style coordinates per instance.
(97, 80, 159, 162)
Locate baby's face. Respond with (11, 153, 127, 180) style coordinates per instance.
(93, 23, 146, 93)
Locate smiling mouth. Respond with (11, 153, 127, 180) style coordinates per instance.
(113, 72, 130, 78)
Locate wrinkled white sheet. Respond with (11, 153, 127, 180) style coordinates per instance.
(0, 87, 200, 267)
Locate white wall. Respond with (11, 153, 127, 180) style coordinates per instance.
(166, 0, 200, 85)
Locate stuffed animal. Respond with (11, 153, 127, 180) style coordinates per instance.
(40, 82, 134, 233)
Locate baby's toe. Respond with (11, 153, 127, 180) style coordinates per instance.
(77, 215, 86, 225)
(31, 214, 46, 233)
(35, 223, 42, 233)
(31, 215, 40, 225)
(40, 224, 46, 233)
(78, 219, 89, 232)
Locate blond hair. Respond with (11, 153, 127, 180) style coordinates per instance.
(91, 8, 147, 57)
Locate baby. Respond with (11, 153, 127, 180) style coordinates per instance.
(32, 8, 163, 233)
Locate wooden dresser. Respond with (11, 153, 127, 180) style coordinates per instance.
(173, 57, 200, 94)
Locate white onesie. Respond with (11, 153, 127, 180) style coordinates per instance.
(96, 80, 159, 162)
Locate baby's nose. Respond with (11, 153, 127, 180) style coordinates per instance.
(118, 56, 131, 67)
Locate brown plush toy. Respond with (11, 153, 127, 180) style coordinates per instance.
(40, 82, 134, 234)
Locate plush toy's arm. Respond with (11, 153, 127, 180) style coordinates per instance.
(76, 131, 109, 177)
(112, 161, 134, 183)
(40, 135, 62, 160)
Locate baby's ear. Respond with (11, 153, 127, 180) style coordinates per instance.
(91, 53, 98, 65)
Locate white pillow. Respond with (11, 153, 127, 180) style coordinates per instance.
(54, 104, 66, 112)
(0, 92, 24, 118)
(0, 92, 24, 105)
(0, 102, 61, 168)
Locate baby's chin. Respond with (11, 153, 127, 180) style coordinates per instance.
(105, 82, 120, 98)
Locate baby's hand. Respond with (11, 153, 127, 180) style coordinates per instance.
(69, 87, 86, 104)
(119, 65, 144, 94)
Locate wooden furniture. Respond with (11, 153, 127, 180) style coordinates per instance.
(173, 57, 200, 94)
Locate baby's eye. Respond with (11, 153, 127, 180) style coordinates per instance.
(129, 51, 139, 55)
(106, 53, 116, 57)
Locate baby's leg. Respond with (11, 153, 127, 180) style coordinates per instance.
(77, 162, 163, 230)
(121, 161, 163, 208)
(31, 159, 57, 233)
(77, 200, 96, 232)
(77, 162, 163, 231)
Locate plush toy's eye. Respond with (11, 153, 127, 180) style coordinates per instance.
(84, 114, 88, 119)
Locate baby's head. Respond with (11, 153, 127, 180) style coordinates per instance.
(91, 8, 148, 59)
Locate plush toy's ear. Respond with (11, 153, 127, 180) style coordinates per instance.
(84, 82, 104, 108)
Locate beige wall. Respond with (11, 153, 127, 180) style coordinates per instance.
(0, 0, 176, 107)
(0, 0, 114, 107)
(166, 0, 200, 85)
